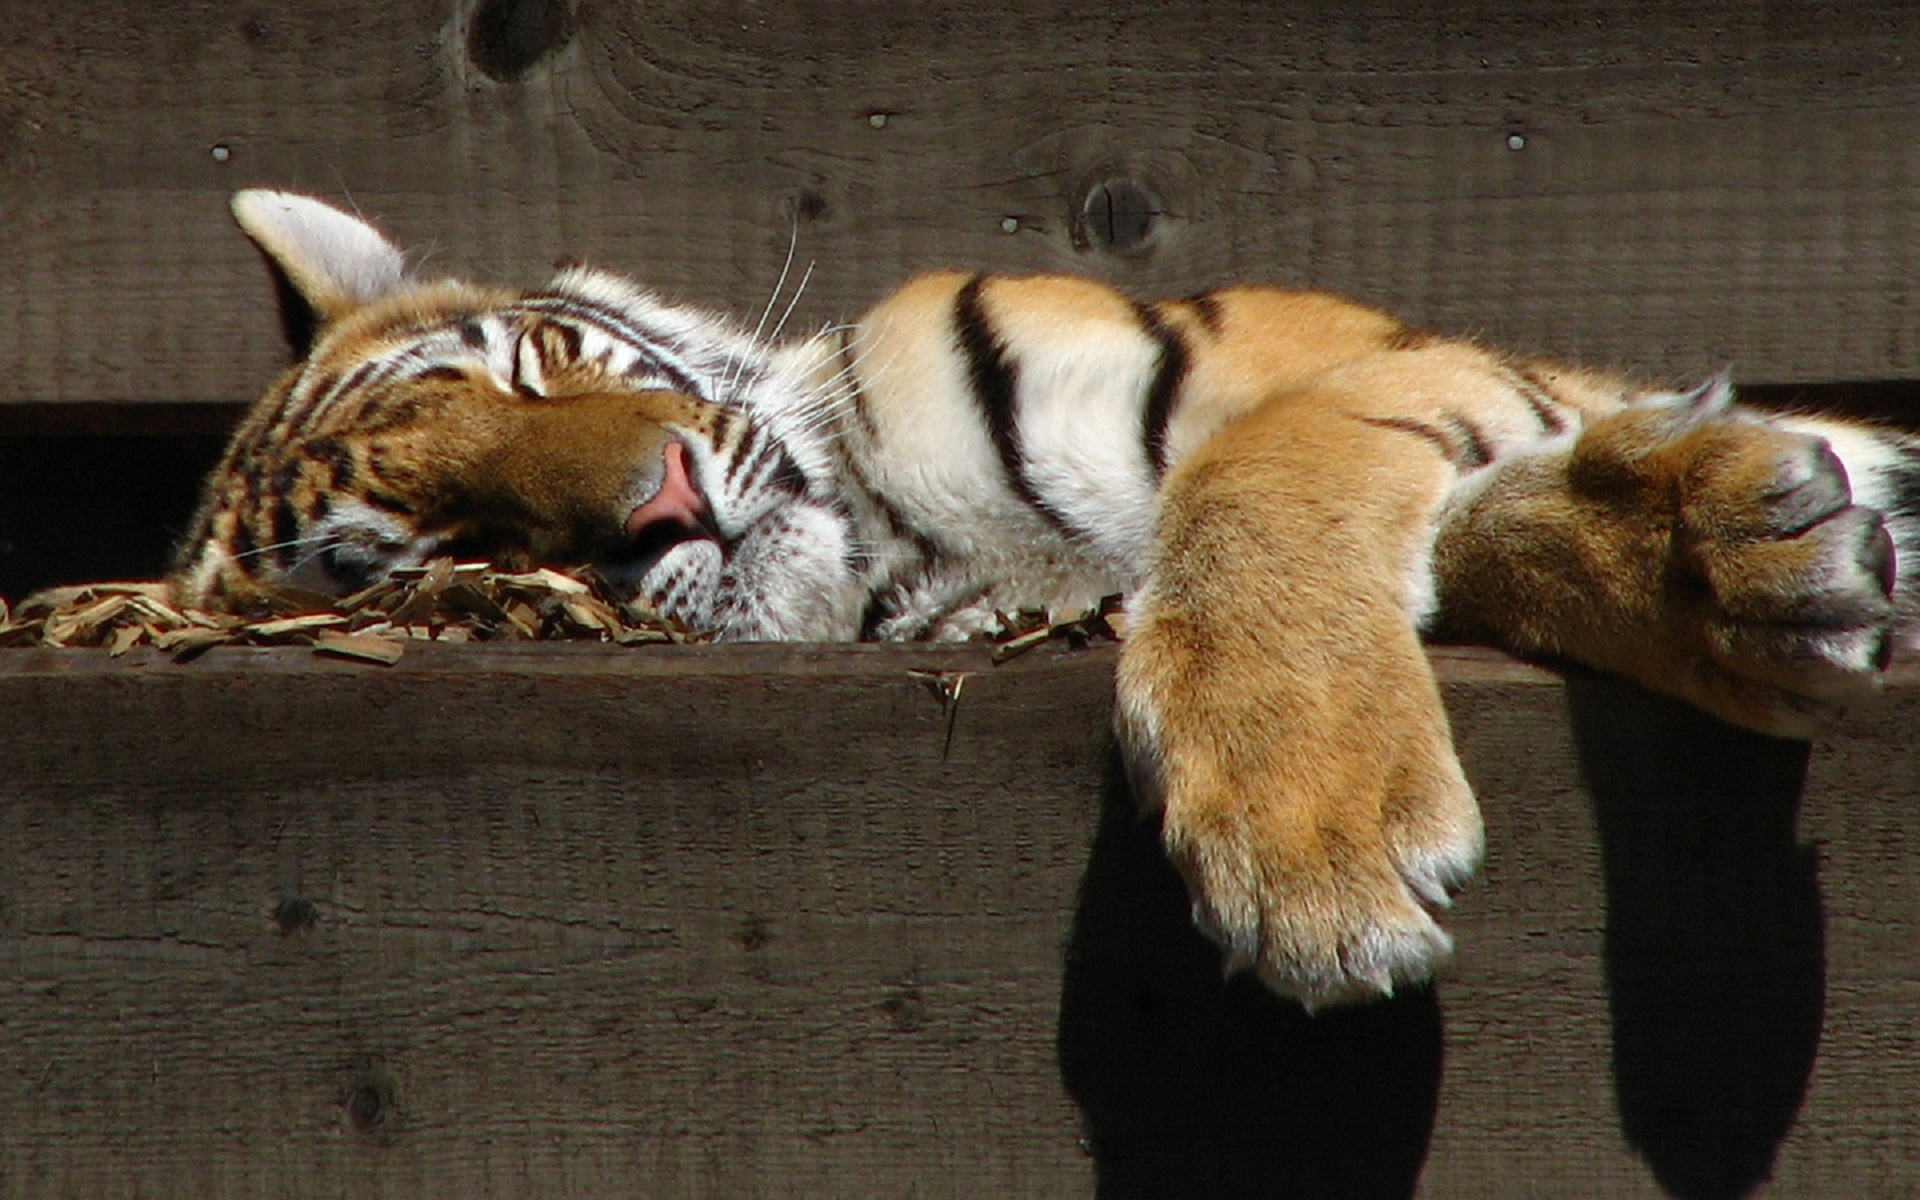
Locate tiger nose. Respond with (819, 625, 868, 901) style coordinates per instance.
(625, 440, 717, 541)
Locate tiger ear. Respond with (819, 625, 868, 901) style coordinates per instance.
(230, 190, 408, 353)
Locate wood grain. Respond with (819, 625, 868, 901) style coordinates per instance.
(5, 0, 1920, 410)
(2, 643, 1917, 1197)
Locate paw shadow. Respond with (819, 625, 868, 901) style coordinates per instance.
(1566, 674, 1824, 1200)
(1056, 753, 1444, 1200)
(1057, 679, 1824, 1200)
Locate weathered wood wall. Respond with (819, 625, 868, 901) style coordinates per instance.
(5, 4, 1920, 1196)
(6, 0, 1920, 411)
(3, 644, 1918, 1198)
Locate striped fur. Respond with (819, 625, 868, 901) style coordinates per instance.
(176, 191, 1920, 1007)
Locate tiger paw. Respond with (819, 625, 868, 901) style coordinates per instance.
(1573, 378, 1897, 737)
(1121, 638, 1484, 1010)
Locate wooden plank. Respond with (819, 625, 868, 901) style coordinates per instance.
(2, 643, 1917, 1197)
(5, 0, 1920, 409)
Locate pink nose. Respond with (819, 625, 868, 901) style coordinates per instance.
(625, 440, 710, 539)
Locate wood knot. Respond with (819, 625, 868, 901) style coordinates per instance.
(272, 895, 319, 936)
(1076, 177, 1163, 254)
(467, 0, 575, 82)
(880, 987, 927, 1032)
(783, 189, 830, 224)
(344, 1079, 391, 1135)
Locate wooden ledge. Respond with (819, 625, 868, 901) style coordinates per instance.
(3, 644, 1916, 1196)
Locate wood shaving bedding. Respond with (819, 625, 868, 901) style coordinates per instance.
(0, 564, 1123, 666)
(0, 562, 689, 664)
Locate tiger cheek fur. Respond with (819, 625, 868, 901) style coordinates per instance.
(178, 190, 1920, 1011)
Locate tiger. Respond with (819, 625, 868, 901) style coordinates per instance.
(174, 189, 1920, 1009)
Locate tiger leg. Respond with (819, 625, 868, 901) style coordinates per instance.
(1117, 384, 1485, 1009)
(1430, 378, 1901, 737)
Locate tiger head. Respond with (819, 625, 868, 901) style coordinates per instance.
(172, 191, 866, 639)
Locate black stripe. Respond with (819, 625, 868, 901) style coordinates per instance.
(278, 358, 387, 438)
(550, 318, 583, 363)
(268, 497, 300, 566)
(298, 370, 341, 407)
(953, 275, 1075, 536)
(1506, 363, 1569, 435)
(359, 447, 419, 515)
(359, 489, 418, 518)
(509, 336, 538, 396)
(1183, 290, 1226, 336)
(736, 439, 809, 501)
(306, 436, 357, 490)
(270, 371, 345, 442)
(238, 456, 265, 515)
(1358, 415, 1466, 465)
(519, 295, 701, 396)
(226, 511, 256, 565)
(1445, 413, 1494, 470)
(838, 432, 942, 576)
(358, 395, 427, 436)
(724, 422, 760, 488)
(617, 347, 700, 397)
(1135, 302, 1192, 477)
(766, 447, 809, 498)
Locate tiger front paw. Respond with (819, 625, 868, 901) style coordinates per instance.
(1574, 379, 1897, 737)
(1120, 645, 1484, 1010)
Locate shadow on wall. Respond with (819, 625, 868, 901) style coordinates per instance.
(1568, 675, 1823, 1200)
(1055, 754, 1444, 1200)
(1058, 680, 1824, 1200)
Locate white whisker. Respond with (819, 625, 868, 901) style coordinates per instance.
(724, 219, 803, 396)
(281, 535, 347, 578)
(748, 222, 800, 347)
(765, 259, 817, 347)
(231, 532, 339, 565)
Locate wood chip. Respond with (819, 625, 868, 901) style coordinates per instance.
(986, 594, 1125, 664)
(495, 567, 591, 596)
(249, 613, 350, 638)
(503, 600, 541, 639)
(313, 630, 406, 665)
(107, 624, 144, 658)
(989, 625, 1053, 664)
(154, 626, 235, 663)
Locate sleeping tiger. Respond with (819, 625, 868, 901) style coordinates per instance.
(175, 190, 1920, 1008)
